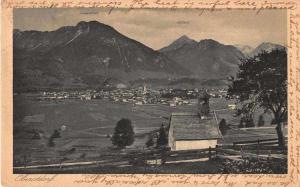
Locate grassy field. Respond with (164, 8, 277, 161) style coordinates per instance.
(13, 94, 198, 166)
(13, 94, 281, 168)
(14, 159, 220, 174)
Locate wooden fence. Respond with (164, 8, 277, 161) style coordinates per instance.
(233, 138, 287, 147)
(128, 138, 287, 166)
(15, 138, 287, 170)
(126, 147, 216, 166)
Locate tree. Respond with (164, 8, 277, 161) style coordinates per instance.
(51, 129, 61, 139)
(48, 137, 55, 147)
(238, 117, 245, 128)
(111, 118, 134, 148)
(228, 49, 287, 147)
(156, 124, 168, 147)
(219, 119, 228, 135)
(245, 115, 255, 128)
(257, 115, 265, 127)
(239, 115, 254, 128)
(145, 135, 154, 148)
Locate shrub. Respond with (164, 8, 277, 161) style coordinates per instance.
(48, 137, 55, 147)
(218, 158, 287, 174)
(245, 116, 255, 127)
(239, 116, 255, 128)
(51, 129, 61, 139)
(257, 115, 265, 127)
(146, 135, 154, 147)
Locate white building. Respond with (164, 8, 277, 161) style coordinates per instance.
(168, 92, 221, 151)
(168, 113, 221, 151)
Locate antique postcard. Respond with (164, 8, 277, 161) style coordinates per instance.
(1, 0, 300, 186)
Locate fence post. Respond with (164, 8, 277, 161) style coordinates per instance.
(144, 147, 147, 172)
(161, 147, 167, 165)
(240, 145, 244, 159)
(267, 150, 271, 163)
(23, 155, 26, 168)
(257, 139, 260, 157)
(209, 146, 211, 160)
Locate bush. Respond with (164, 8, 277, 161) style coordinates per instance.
(111, 118, 135, 148)
(145, 135, 154, 147)
(51, 129, 61, 139)
(239, 116, 255, 128)
(257, 115, 265, 127)
(218, 158, 287, 174)
(48, 137, 55, 147)
(245, 117, 255, 128)
(238, 117, 245, 128)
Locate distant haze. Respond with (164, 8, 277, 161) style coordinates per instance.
(14, 8, 287, 50)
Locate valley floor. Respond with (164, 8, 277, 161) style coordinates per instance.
(13, 94, 286, 174)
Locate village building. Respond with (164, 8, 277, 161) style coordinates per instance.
(168, 92, 222, 151)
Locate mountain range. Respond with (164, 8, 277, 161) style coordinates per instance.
(13, 21, 285, 91)
(159, 36, 245, 79)
(14, 21, 188, 91)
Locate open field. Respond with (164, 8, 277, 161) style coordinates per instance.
(13, 94, 283, 169)
(14, 94, 197, 166)
(14, 159, 220, 174)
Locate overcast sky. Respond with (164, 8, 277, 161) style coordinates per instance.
(14, 8, 287, 50)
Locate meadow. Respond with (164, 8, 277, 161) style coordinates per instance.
(13, 94, 280, 167)
(13, 94, 197, 166)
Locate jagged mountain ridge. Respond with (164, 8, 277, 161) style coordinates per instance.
(14, 21, 286, 91)
(159, 36, 245, 79)
(160, 35, 198, 53)
(14, 21, 189, 91)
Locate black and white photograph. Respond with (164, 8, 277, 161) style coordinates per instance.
(12, 8, 288, 174)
